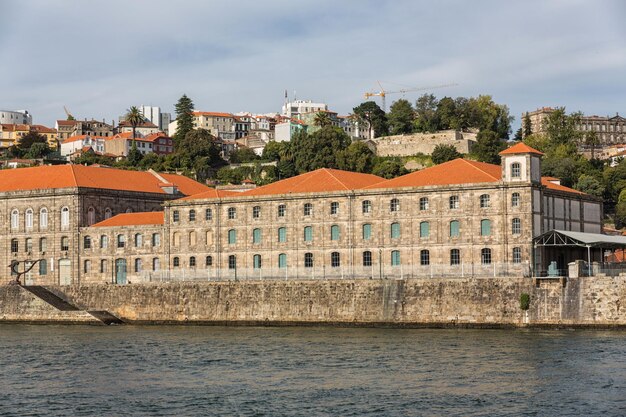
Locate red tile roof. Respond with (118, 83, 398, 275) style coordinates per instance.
(143, 132, 170, 142)
(241, 168, 384, 196)
(31, 125, 57, 134)
(499, 142, 544, 156)
(193, 111, 234, 118)
(0, 165, 210, 195)
(91, 211, 164, 227)
(179, 188, 242, 201)
(63, 134, 108, 144)
(0, 124, 30, 131)
(541, 178, 585, 194)
(366, 159, 502, 189)
(56, 120, 78, 126)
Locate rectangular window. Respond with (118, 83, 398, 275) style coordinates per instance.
(450, 221, 460, 237)
(172, 210, 180, 222)
(205, 208, 213, 220)
(304, 226, 313, 242)
(420, 250, 429, 266)
(330, 202, 339, 215)
(278, 253, 287, 268)
(419, 222, 430, 238)
(278, 227, 287, 243)
(278, 205, 286, 217)
(152, 233, 161, 247)
(391, 223, 400, 238)
(330, 225, 340, 241)
(228, 229, 237, 244)
(480, 219, 491, 236)
(419, 197, 429, 211)
(253, 228, 261, 244)
(304, 253, 313, 268)
(363, 251, 372, 267)
(392, 250, 401, 266)
(450, 249, 460, 265)
(449, 195, 459, 209)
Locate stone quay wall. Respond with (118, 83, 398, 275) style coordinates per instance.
(1, 276, 624, 327)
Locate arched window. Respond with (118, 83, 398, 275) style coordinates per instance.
(205, 231, 212, 245)
(392, 250, 402, 266)
(205, 256, 213, 267)
(25, 208, 33, 230)
(152, 258, 160, 271)
(253, 254, 262, 269)
(511, 162, 521, 178)
(189, 231, 197, 246)
(101, 260, 107, 273)
(60, 236, 69, 251)
(83, 236, 92, 249)
(330, 202, 339, 215)
(253, 206, 261, 218)
(303, 203, 313, 216)
(278, 253, 287, 268)
(362, 200, 372, 214)
(228, 207, 237, 219)
(481, 248, 492, 264)
(449, 220, 460, 237)
(304, 253, 313, 268)
(134, 258, 142, 272)
(25, 238, 33, 252)
(84, 260, 91, 273)
(391, 222, 401, 238)
(419, 197, 429, 211)
(87, 207, 96, 225)
(330, 225, 340, 241)
(362, 223, 372, 240)
(228, 255, 237, 270)
(512, 218, 521, 235)
(253, 228, 262, 244)
(189, 209, 196, 222)
(39, 208, 48, 229)
(10, 239, 18, 253)
(125, 208, 133, 213)
(104, 207, 112, 219)
(363, 251, 372, 266)
(10, 209, 19, 230)
(390, 198, 399, 212)
(39, 237, 47, 252)
(135, 233, 143, 247)
(480, 194, 490, 208)
(205, 208, 213, 220)
(60, 207, 70, 229)
(480, 219, 491, 236)
(228, 229, 237, 244)
(449, 195, 460, 209)
(39, 259, 48, 276)
(152, 233, 160, 247)
(511, 192, 521, 207)
(117, 234, 125, 248)
(331, 252, 340, 267)
(173, 257, 180, 268)
(172, 210, 180, 222)
(512, 247, 522, 264)
(303, 226, 312, 242)
(277, 204, 286, 217)
(172, 232, 181, 247)
(450, 249, 460, 265)
(419, 221, 430, 238)
(189, 256, 196, 268)
(278, 227, 287, 243)
(100, 235, 108, 249)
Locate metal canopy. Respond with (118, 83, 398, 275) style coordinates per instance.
(534, 230, 626, 249)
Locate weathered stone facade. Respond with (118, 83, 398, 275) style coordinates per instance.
(368, 130, 477, 157)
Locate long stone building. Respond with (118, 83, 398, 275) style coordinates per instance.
(0, 165, 210, 285)
(69, 143, 603, 285)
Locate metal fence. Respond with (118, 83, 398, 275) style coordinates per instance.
(137, 262, 532, 283)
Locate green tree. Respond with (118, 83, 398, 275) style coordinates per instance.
(173, 94, 195, 146)
(543, 107, 582, 146)
(313, 111, 332, 127)
(292, 126, 350, 172)
(522, 113, 532, 137)
(127, 141, 143, 166)
(17, 131, 47, 151)
(372, 158, 408, 179)
(513, 128, 523, 141)
(229, 147, 260, 163)
(414, 93, 439, 132)
(24, 142, 51, 159)
(387, 99, 414, 135)
(336, 141, 375, 173)
(125, 106, 144, 143)
(616, 201, 626, 229)
(575, 174, 604, 197)
(435, 97, 457, 130)
(472, 130, 506, 164)
(431, 144, 462, 164)
(176, 128, 224, 171)
(353, 101, 388, 138)
(584, 131, 600, 160)
(261, 140, 283, 161)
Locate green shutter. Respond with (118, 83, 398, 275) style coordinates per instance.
(450, 221, 459, 237)
(420, 222, 429, 238)
(304, 226, 312, 242)
(481, 219, 491, 236)
(363, 224, 371, 240)
(278, 253, 287, 268)
(391, 223, 400, 238)
(331, 225, 339, 240)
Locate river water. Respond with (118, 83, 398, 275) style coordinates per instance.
(0, 325, 624, 417)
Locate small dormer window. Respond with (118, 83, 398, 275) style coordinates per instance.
(511, 162, 521, 178)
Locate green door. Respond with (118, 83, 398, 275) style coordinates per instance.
(115, 259, 127, 284)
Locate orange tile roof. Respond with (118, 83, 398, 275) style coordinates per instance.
(366, 159, 502, 189)
(31, 125, 57, 134)
(499, 142, 544, 156)
(143, 132, 169, 142)
(541, 177, 585, 194)
(91, 211, 164, 227)
(63, 134, 108, 143)
(56, 120, 78, 126)
(0, 165, 210, 195)
(193, 111, 234, 118)
(0, 124, 30, 131)
(179, 188, 242, 201)
(240, 168, 384, 197)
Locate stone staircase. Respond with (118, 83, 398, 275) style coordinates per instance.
(21, 286, 124, 325)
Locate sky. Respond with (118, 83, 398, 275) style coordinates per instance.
(1, 0, 626, 132)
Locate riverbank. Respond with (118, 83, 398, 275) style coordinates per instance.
(1, 276, 624, 327)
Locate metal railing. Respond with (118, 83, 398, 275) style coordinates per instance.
(136, 262, 532, 283)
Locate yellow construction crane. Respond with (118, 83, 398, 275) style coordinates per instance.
(364, 81, 458, 111)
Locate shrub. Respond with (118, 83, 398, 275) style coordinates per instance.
(519, 293, 530, 310)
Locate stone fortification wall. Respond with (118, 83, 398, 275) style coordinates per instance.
(1, 276, 623, 327)
(372, 130, 477, 157)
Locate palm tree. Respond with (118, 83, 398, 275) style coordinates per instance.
(125, 106, 144, 144)
(313, 111, 332, 128)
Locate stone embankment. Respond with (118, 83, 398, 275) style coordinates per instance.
(1, 276, 624, 327)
